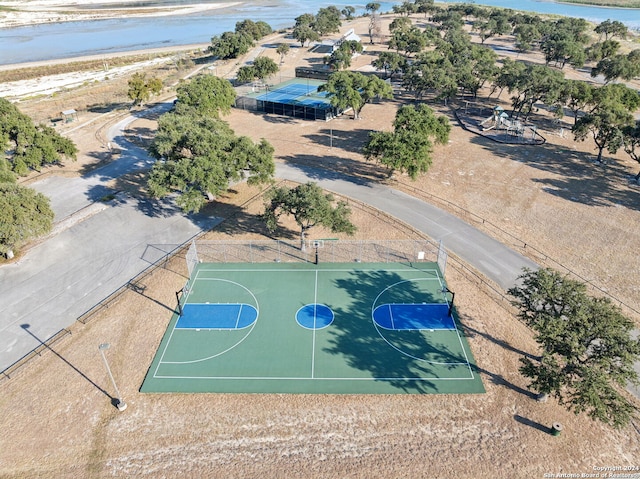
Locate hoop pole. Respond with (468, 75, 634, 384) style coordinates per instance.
(442, 286, 455, 317)
(176, 289, 183, 316)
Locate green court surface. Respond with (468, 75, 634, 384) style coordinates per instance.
(140, 262, 485, 395)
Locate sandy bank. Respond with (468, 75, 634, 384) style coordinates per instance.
(0, 0, 242, 29)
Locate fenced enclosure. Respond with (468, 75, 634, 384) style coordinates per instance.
(234, 76, 339, 121)
(186, 239, 445, 272)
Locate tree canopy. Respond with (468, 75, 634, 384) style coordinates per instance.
(236, 57, 279, 83)
(175, 74, 236, 117)
(509, 268, 640, 429)
(0, 98, 77, 176)
(235, 19, 272, 41)
(363, 104, 450, 179)
(591, 50, 640, 83)
(573, 84, 640, 163)
(318, 71, 393, 119)
(0, 180, 54, 257)
(292, 22, 320, 47)
(262, 182, 356, 249)
(209, 19, 272, 60)
(622, 120, 640, 182)
(276, 43, 290, 64)
(341, 6, 355, 20)
(365, 2, 381, 14)
(292, 6, 342, 47)
(210, 31, 253, 59)
(147, 112, 274, 213)
(507, 63, 566, 120)
(594, 19, 628, 41)
(324, 40, 363, 71)
(372, 51, 406, 79)
(315, 6, 342, 36)
(127, 72, 163, 106)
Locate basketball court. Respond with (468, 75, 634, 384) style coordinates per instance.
(141, 251, 484, 395)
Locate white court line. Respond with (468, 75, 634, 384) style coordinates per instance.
(196, 267, 442, 274)
(311, 270, 318, 379)
(235, 304, 243, 329)
(152, 374, 475, 381)
(453, 322, 475, 379)
(153, 269, 202, 377)
(157, 267, 465, 378)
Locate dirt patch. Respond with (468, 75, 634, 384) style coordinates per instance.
(2, 13, 640, 478)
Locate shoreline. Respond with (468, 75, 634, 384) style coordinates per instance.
(0, 42, 211, 72)
(0, 1, 243, 29)
(1, 0, 638, 69)
(2, 0, 639, 31)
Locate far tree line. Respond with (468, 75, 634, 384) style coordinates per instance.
(206, 3, 640, 173)
(5, 2, 640, 253)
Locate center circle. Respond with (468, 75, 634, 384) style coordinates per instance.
(296, 304, 334, 330)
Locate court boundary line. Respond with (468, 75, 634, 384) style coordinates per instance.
(151, 374, 475, 381)
(154, 271, 260, 368)
(453, 320, 475, 379)
(196, 267, 442, 274)
(153, 264, 474, 382)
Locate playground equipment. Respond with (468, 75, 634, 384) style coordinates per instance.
(480, 106, 525, 137)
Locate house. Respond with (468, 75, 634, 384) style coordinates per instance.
(312, 28, 362, 54)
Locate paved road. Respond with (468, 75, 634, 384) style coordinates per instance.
(275, 160, 640, 400)
(2, 101, 637, 400)
(0, 109, 220, 372)
(276, 162, 538, 290)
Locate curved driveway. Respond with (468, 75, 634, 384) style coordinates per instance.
(275, 162, 537, 290)
(1, 102, 637, 399)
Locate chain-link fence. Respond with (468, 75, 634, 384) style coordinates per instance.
(189, 239, 443, 268)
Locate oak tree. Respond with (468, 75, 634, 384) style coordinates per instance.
(363, 104, 450, 179)
(148, 113, 274, 213)
(319, 71, 392, 119)
(0, 181, 54, 257)
(263, 182, 356, 250)
(509, 268, 640, 429)
(175, 74, 236, 117)
(127, 72, 162, 106)
(0, 98, 77, 176)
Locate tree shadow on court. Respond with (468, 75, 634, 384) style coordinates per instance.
(325, 269, 478, 393)
(468, 135, 640, 211)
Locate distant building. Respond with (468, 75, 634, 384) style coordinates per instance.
(312, 28, 362, 54)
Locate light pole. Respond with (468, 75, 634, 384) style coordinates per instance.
(98, 343, 127, 411)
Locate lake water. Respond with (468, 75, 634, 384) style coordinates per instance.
(0, 0, 638, 65)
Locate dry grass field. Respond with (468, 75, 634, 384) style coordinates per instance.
(2, 12, 640, 479)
